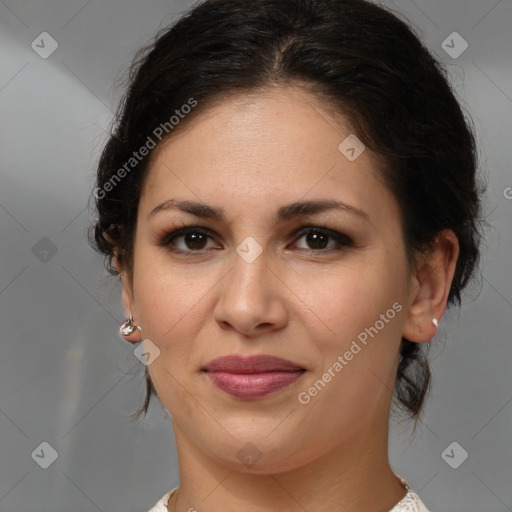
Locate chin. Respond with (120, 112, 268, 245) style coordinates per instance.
(199, 429, 316, 475)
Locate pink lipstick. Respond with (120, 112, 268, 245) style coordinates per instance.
(202, 355, 306, 400)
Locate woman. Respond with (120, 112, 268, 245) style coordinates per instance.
(89, 0, 483, 510)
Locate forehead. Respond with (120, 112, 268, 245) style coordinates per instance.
(140, 86, 397, 226)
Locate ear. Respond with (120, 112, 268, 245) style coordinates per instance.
(402, 229, 460, 343)
(115, 252, 142, 343)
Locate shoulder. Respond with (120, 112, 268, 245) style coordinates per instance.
(390, 478, 433, 512)
(147, 487, 178, 512)
(146, 485, 433, 512)
(417, 496, 432, 512)
(391, 491, 433, 511)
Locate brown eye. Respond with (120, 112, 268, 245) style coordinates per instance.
(292, 227, 353, 252)
(182, 231, 208, 250)
(159, 228, 217, 253)
(158, 225, 353, 256)
(304, 231, 329, 249)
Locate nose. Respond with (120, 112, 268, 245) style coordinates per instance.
(213, 247, 289, 337)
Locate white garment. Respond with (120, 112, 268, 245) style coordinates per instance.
(148, 478, 432, 512)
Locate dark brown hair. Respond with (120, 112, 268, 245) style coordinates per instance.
(89, 0, 484, 423)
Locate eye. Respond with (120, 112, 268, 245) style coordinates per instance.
(290, 226, 353, 253)
(158, 227, 218, 254)
(157, 225, 353, 255)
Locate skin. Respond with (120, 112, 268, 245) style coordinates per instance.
(118, 85, 459, 512)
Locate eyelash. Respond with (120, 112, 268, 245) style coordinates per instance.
(157, 224, 354, 256)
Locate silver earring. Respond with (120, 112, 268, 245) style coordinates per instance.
(432, 318, 439, 329)
(120, 315, 141, 336)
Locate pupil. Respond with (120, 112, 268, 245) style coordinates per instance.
(307, 232, 327, 249)
(182, 231, 329, 251)
(186, 232, 206, 250)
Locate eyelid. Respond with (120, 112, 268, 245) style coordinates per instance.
(157, 225, 219, 248)
(157, 223, 354, 254)
(293, 225, 353, 245)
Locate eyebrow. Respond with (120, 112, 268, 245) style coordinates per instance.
(148, 198, 369, 222)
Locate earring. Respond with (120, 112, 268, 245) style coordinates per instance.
(432, 318, 439, 329)
(119, 315, 141, 336)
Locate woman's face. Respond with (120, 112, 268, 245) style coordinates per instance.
(122, 86, 418, 472)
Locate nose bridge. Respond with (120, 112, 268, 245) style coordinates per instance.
(229, 237, 270, 296)
(214, 237, 287, 334)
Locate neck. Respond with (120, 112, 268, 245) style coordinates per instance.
(167, 417, 407, 512)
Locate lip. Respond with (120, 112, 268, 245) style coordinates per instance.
(203, 354, 305, 373)
(202, 355, 306, 400)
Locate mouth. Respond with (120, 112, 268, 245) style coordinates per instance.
(202, 354, 305, 373)
(201, 354, 306, 400)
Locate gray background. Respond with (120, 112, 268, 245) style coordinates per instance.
(0, 1, 511, 511)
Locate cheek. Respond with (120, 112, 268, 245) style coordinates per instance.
(297, 260, 405, 409)
(131, 255, 213, 410)
(133, 258, 212, 346)
(297, 260, 400, 347)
